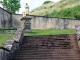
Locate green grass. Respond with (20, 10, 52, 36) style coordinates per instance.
(44, 5, 80, 19)
(24, 29, 76, 36)
(0, 27, 19, 29)
(0, 29, 76, 47)
(0, 33, 15, 47)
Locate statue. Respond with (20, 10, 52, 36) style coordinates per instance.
(25, 3, 29, 16)
(21, 3, 32, 33)
(22, 11, 26, 17)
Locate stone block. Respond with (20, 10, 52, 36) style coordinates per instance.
(0, 48, 10, 60)
(4, 40, 14, 50)
(75, 25, 80, 40)
(4, 30, 16, 33)
(13, 28, 24, 43)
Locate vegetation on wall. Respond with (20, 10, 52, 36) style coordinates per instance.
(30, 0, 80, 19)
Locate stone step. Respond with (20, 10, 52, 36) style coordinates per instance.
(12, 57, 79, 60)
(23, 39, 70, 42)
(13, 57, 79, 60)
(12, 34, 80, 60)
(15, 52, 75, 55)
(13, 55, 78, 59)
(14, 53, 76, 57)
(15, 50, 76, 55)
(17, 49, 73, 52)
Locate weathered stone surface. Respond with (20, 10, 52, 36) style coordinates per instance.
(0, 28, 24, 60)
(0, 48, 10, 60)
(4, 40, 14, 50)
(12, 14, 80, 29)
(0, 29, 16, 33)
(21, 15, 32, 32)
(0, 7, 12, 28)
(75, 25, 80, 40)
(12, 34, 80, 60)
(21, 16, 32, 20)
(9, 28, 24, 60)
(4, 30, 16, 33)
(13, 28, 24, 42)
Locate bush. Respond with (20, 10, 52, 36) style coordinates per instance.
(74, 12, 80, 19)
(43, 1, 52, 4)
(50, 6, 53, 8)
(44, 7, 47, 9)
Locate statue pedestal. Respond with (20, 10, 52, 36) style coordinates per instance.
(21, 16, 32, 33)
(24, 24, 32, 33)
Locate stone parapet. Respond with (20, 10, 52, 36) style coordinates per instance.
(0, 28, 24, 60)
(75, 25, 80, 49)
(75, 25, 80, 40)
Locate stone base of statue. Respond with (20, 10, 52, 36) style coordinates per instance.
(24, 29, 32, 33)
(24, 24, 32, 33)
(21, 16, 32, 33)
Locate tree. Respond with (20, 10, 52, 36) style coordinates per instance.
(0, 0, 21, 13)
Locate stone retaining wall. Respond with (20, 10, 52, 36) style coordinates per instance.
(0, 7, 12, 28)
(0, 29, 17, 33)
(12, 14, 80, 29)
(1, 7, 80, 29)
(0, 28, 24, 60)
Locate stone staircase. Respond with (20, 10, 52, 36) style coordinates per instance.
(12, 34, 80, 60)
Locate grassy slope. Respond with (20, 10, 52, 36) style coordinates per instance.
(30, 0, 80, 18)
(45, 5, 80, 18)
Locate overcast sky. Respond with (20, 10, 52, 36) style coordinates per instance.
(0, 0, 60, 14)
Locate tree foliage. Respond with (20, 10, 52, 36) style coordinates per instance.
(0, 0, 21, 13)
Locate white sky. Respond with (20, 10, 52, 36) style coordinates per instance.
(0, 0, 60, 14)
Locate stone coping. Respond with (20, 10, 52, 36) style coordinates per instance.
(0, 47, 10, 52)
(0, 29, 17, 33)
(21, 16, 32, 20)
(12, 14, 80, 20)
(0, 7, 11, 14)
(0, 28, 17, 30)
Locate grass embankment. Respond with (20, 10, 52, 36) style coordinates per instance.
(0, 29, 76, 47)
(30, 0, 80, 19)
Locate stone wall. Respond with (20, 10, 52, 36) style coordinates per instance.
(0, 7, 12, 28)
(0, 6, 80, 29)
(12, 14, 80, 29)
(0, 29, 17, 33)
(0, 47, 10, 60)
(0, 28, 24, 60)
